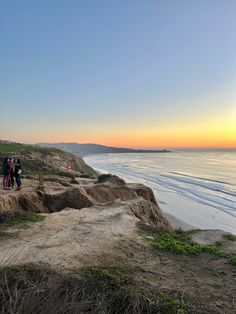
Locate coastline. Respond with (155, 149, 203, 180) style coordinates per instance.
(162, 212, 194, 231)
(84, 151, 236, 235)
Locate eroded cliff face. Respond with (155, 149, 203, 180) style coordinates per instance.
(0, 174, 171, 269)
(0, 175, 171, 230)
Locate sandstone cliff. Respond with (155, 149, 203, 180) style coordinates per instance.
(0, 174, 171, 269)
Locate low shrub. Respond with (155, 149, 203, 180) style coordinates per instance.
(223, 234, 236, 241)
(0, 263, 193, 314)
(139, 224, 222, 256)
(229, 256, 236, 266)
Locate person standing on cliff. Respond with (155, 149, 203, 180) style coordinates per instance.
(2, 157, 11, 190)
(14, 159, 22, 191)
(8, 158, 15, 189)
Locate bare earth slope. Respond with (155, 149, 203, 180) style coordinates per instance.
(0, 175, 236, 313)
(0, 175, 171, 269)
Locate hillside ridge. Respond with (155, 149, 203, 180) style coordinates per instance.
(0, 141, 97, 178)
(37, 142, 171, 156)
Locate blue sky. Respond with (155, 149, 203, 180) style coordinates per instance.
(0, 0, 235, 147)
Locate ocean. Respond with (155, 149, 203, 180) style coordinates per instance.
(85, 150, 236, 234)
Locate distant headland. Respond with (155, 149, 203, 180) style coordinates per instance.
(37, 142, 171, 156)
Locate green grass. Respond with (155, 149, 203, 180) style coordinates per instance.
(80, 264, 132, 288)
(0, 143, 63, 155)
(139, 225, 222, 256)
(223, 234, 236, 241)
(0, 142, 97, 178)
(0, 143, 26, 153)
(0, 212, 45, 231)
(229, 256, 236, 266)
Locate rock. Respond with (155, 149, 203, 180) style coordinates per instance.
(127, 183, 158, 205)
(38, 187, 97, 212)
(84, 183, 137, 203)
(127, 198, 171, 231)
(96, 174, 126, 185)
(190, 230, 236, 255)
(0, 192, 48, 215)
(190, 230, 226, 245)
(84, 177, 159, 206)
(0, 175, 171, 231)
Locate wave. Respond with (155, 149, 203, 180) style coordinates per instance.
(161, 172, 236, 198)
(87, 161, 236, 218)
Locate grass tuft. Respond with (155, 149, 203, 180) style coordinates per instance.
(223, 234, 236, 241)
(0, 212, 45, 233)
(150, 232, 202, 255)
(81, 264, 132, 288)
(139, 224, 222, 256)
(229, 256, 236, 266)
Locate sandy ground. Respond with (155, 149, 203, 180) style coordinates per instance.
(0, 206, 236, 313)
(0, 203, 139, 268)
(1, 178, 236, 313)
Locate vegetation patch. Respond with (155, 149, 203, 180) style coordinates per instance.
(0, 212, 45, 232)
(0, 143, 25, 153)
(0, 142, 97, 178)
(223, 234, 236, 241)
(70, 178, 79, 184)
(156, 292, 190, 314)
(96, 173, 125, 185)
(229, 256, 236, 266)
(96, 173, 113, 183)
(0, 263, 194, 314)
(139, 224, 222, 256)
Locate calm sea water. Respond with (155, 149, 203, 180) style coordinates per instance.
(85, 150, 236, 234)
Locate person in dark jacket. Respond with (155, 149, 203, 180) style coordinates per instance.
(2, 157, 10, 190)
(8, 158, 15, 188)
(14, 159, 22, 191)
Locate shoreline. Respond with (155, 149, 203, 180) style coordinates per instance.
(84, 152, 236, 235)
(162, 212, 194, 231)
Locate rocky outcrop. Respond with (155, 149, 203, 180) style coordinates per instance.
(0, 175, 171, 231)
(127, 198, 170, 230)
(38, 187, 96, 212)
(0, 192, 48, 215)
(127, 183, 158, 205)
(0, 174, 173, 279)
(84, 174, 159, 206)
(84, 183, 138, 204)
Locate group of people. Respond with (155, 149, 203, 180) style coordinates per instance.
(2, 157, 22, 191)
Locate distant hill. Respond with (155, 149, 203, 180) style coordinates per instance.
(0, 142, 97, 178)
(37, 143, 171, 156)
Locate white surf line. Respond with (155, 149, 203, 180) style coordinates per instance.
(90, 163, 236, 216)
(161, 172, 236, 197)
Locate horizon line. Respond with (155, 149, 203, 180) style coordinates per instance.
(1, 139, 235, 150)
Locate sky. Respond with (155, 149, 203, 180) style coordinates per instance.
(0, 0, 235, 148)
